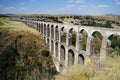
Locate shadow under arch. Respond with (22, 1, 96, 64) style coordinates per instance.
(91, 31, 103, 56)
(107, 34, 120, 55)
(79, 29, 88, 51)
(68, 49, 74, 66)
(55, 25, 59, 41)
(60, 27, 66, 43)
(68, 28, 77, 47)
(60, 45, 66, 61)
(78, 54, 84, 64)
(47, 24, 50, 37)
(55, 42, 58, 57)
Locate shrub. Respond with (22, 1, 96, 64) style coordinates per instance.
(41, 50, 50, 57)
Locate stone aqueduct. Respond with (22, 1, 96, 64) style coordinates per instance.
(11, 17, 120, 72)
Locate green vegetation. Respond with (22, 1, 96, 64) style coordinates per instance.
(0, 18, 57, 80)
(32, 15, 120, 29)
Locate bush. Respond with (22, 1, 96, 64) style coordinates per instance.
(41, 50, 50, 57)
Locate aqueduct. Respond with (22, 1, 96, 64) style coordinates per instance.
(11, 16, 120, 72)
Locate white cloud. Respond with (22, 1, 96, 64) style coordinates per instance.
(67, 4, 76, 9)
(67, 0, 85, 3)
(96, 5, 110, 8)
(0, 5, 27, 14)
(79, 5, 88, 8)
(0, 5, 16, 11)
(115, 0, 120, 5)
(19, 7, 27, 11)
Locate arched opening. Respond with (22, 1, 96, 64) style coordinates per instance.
(79, 29, 88, 51)
(51, 25, 54, 39)
(47, 24, 50, 37)
(55, 26, 59, 41)
(55, 42, 58, 57)
(37, 23, 39, 31)
(68, 49, 74, 66)
(91, 31, 103, 56)
(60, 45, 65, 61)
(41, 23, 43, 35)
(44, 24, 46, 36)
(78, 54, 84, 64)
(60, 27, 66, 43)
(39, 23, 41, 32)
(47, 39, 49, 46)
(108, 34, 120, 55)
(68, 28, 76, 46)
(51, 40, 54, 54)
(59, 64, 63, 71)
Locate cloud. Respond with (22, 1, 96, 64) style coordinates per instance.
(19, 7, 27, 11)
(79, 5, 88, 8)
(67, 4, 76, 9)
(0, 5, 16, 11)
(0, 5, 27, 14)
(67, 0, 85, 3)
(115, 0, 120, 5)
(96, 5, 110, 8)
(43, 4, 76, 14)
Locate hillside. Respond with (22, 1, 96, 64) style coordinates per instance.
(0, 18, 57, 80)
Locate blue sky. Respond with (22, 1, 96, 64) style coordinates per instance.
(0, 0, 120, 15)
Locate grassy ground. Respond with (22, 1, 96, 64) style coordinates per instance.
(0, 18, 38, 34)
(55, 55, 120, 80)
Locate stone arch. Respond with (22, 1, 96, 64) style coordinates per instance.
(79, 29, 88, 51)
(55, 42, 58, 57)
(68, 28, 77, 46)
(51, 25, 54, 39)
(55, 25, 59, 41)
(107, 34, 120, 54)
(60, 27, 66, 43)
(78, 54, 84, 64)
(51, 40, 54, 54)
(44, 24, 46, 36)
(47, 24, 50, 37)
(91, 31, 103, 56)
(68, 49, 75, 66)
(60, 45, 65, 61)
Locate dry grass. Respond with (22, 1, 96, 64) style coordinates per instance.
(55, 56, 120, 80)
(0, 18, 39, 34)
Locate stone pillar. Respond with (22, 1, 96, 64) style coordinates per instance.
(74, 52, 78, 64)
(59, 29, 61, 43)
(54, 27, 56, 41)
(43, 24, 45, 37)
(76, 32, 80, 51)
(39, 23, 41, 34)
(49, 26, 52, 52)
(75, 32, 79, 65)
(65, 48, 68, 67)
(100, 36, 108, 61)
(53, 41, 56, 57)
(84, 36, 91, 64)
(45, 25, 48, 43)
(58, 43, 61, 61)
(86, 36, 91, 56)
(66, 32, 69, 46)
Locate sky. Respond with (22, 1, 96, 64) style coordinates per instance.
(0, 0, 120, 15)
